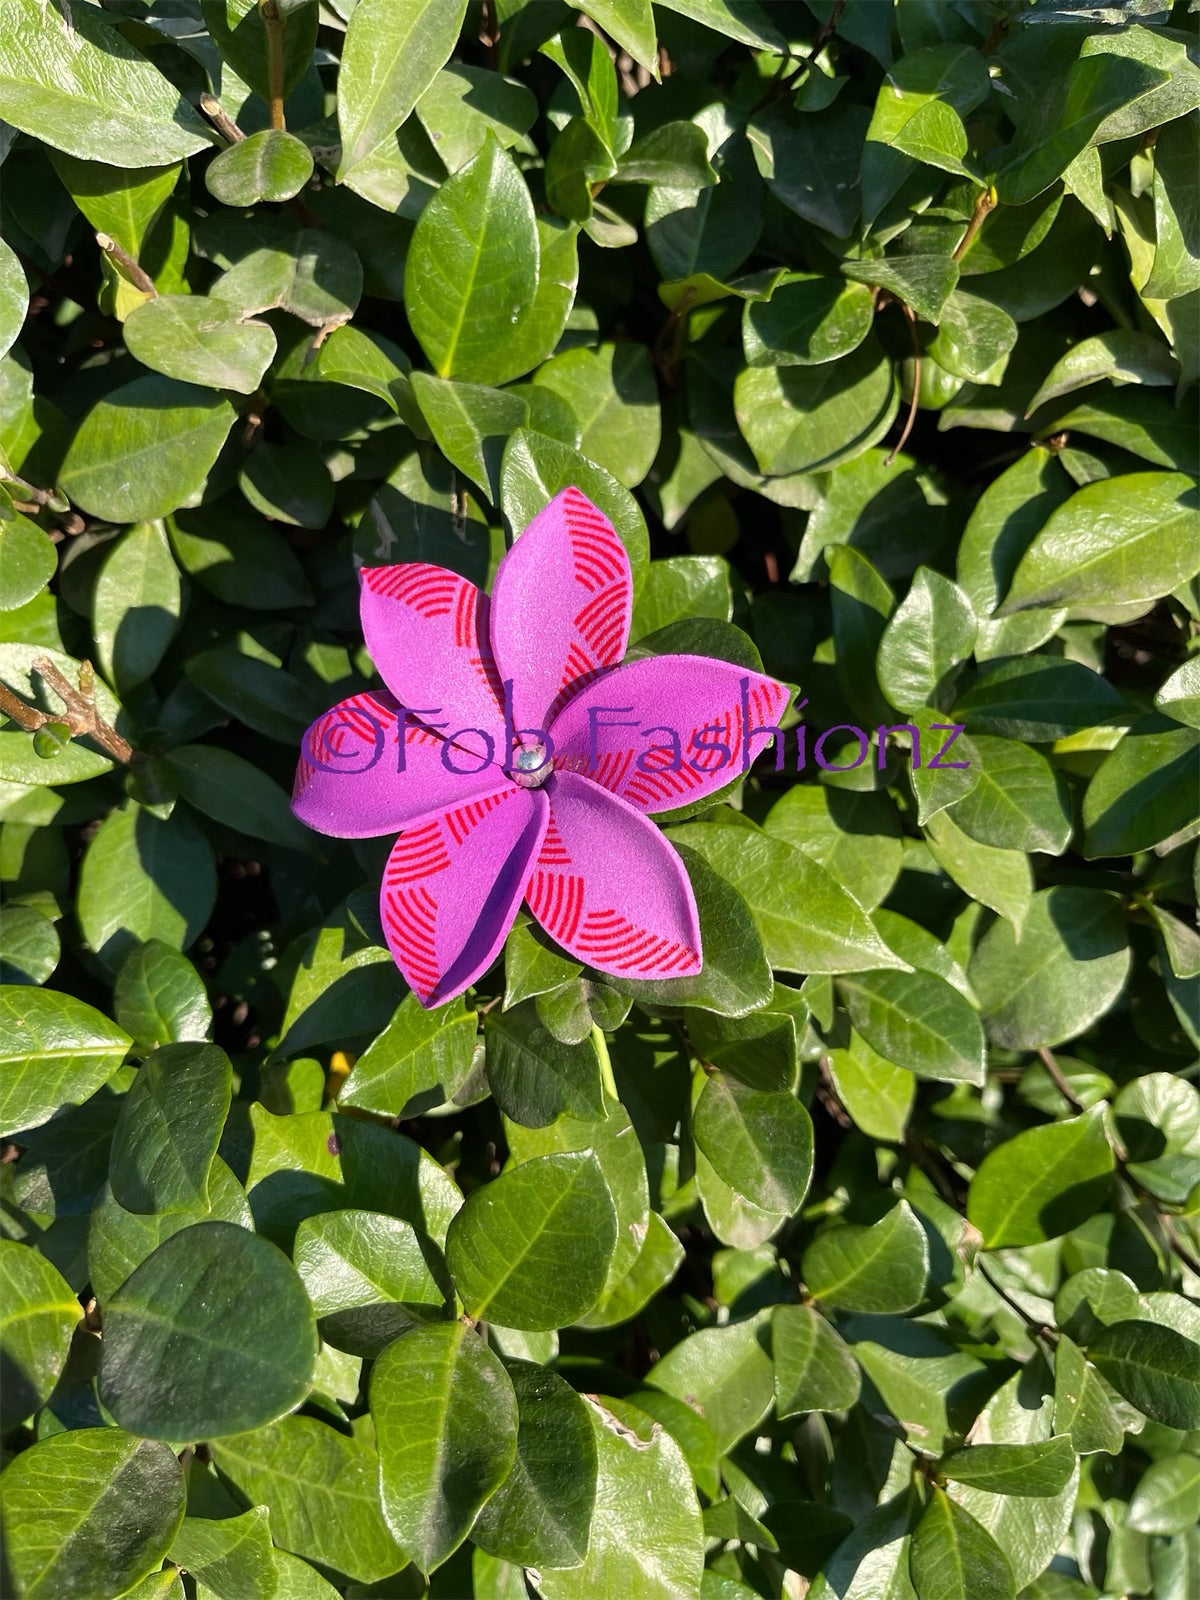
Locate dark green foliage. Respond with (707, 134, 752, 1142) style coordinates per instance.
(1, 3, 1198, 1598)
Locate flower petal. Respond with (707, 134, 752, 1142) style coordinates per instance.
(292, 690, 514, 839)
(489, 487, 632, 737)
(359, 564, 506, 752)
(527, 772, 701, 980)
(547, 654, 792, 813)
(381, 786, 548, 1006)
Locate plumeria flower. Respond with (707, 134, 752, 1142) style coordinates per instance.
(292, 488, 790, 1007)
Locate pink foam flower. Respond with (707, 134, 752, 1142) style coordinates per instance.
(291, 488, 790, 1007)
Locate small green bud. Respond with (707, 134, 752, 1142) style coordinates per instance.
(32, 721, 72, 759)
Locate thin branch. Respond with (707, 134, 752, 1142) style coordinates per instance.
(1037, 1046, 1085, 1114)
(885, 301, 920, 467)
(977, 1257, 1056, 1343)
(0, 657, 134, 764)
(259, 0, 287, 130)
(952, 186, 997, 264)
(199, 93, 245, 145)
(96, 234, 157, 297)
(748, 0, 848, 116)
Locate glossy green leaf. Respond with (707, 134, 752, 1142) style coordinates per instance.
(200, 0, 318, 103)
(371, 1321, 518, 1572)
(946, 734, 1071, 855)
(293, 1208, 452, 1355)
(969, 886, 1131, 1049)
(967, 1106, 1115, 1248)
(646, 1313, 774, 1455)
(123, 297, 276, 395)
(170, 1508, 275, 1600)
(0, 515, 54, 613)
(212, 229, 362, 330)
(1083, 716, 1200, 857)
(341, 992, 478, 1118)
(0, 0, 211, 166)
(533, 342, 661, 489)
(910, 1487, 1015, 1600)
(92, 521, 182, 692)
(693, 1072, 813, 1214)
(0, 1240, 80, 1419)
(410, 371, 528, 502)
(109, 1042, 231, 1215)
(1127, 1453, 1200, 1536)
(772, 1304, 861, 1419)
(472, 1360, 599, 1569)
(98, 1221, 318, 1439)
(743, 273, 874, 368)
(734, 338, 898, 477)
(0, 985, 130, 1139)
(206, 130, 314, 206)
(939, 1436, 1075, 1498)
(802, 1201, 929, 1314)
(446, 1150, 617, 1329)
(836, 967, 986, 1085)
(166, 744, 316, 853)
(1053, 1332, 1125, 1456)
(484, 1000, 605, 1127)
(60, 378, 235, 524)
(337, 0, 468, 177)
(0, 1429, 185, 1600)
(1088, 1320, 1200, 1430)
(113, 940, 212, 1053)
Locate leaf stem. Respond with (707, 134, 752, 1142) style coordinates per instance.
(199, 93, 246, 146)
(260, 0, 287, 130)
(0, 658, 134, 764)
(592, 1024, 618, 1101)
(976, 1256, 1056, 1344)
(1037, 1046, 1085, 1114)
(885, 301, 920, 467)
(952, 186, 997, 264)
(96, 233, 157, 297)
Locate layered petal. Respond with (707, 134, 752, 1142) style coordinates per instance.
(548, 654, 791, 813)
(526, 772, 701, 980)
(292, 690, 513, 839)
(359, 563, 506, 753)
(381, 785, 548, 1006)
(489, 487, 632, 737)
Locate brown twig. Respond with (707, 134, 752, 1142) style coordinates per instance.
(977, 1257, 1056, 1343)
(952, 186, 997, 264)
(0, 657, 133, 763)
(199, 92, 245, 146)
(885, 301, 920, 467)
(749, 0, 848, 116)
(260, 0, 287, 130)
(1036, 1046, 1085, 1113)
(96, 234, 157, 297)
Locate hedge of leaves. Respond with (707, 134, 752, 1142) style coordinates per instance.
(2, 1, 1200, 1597)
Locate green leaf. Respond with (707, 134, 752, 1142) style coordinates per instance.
(750, 100, 869, 238)
(77, 803, 216, 975)
(535, 1395, 704, 1600)
(1083, 716, 1200, 857)
(200, 0, 318, 104)
(184, 647, 320, 744)
(1114, 1071, 1200, 1205)
(0, 515, 54, 613)
(1127, 1453, 1200, 1536)
(210, 1416, 406, 1585)
(500, 427, 650, 590)
(967, 1106, 1115, 1248)
(772, 1304, 861, 1419)
(123, 297, 277, 395)
(98, 1221, 318, 1439)
(416, 63, 537, 174)
(765, 785, 902, 913)
(1144, 111, 1200, 300)
(1000, 473, 1200, 614)
(92, 521, 182, 692)
(693, 1072, 813, 1214)
(802, 1200, 929, 1314)
(843, 254, 961, 324)
(341, 992, 478, 1118)
(670, 821, 908, 977)
(928, 292, 1018, 386)
(646, 1314, 774, 1455)
(0, 985, 130, 1139)
(577, 1209, 685, 1330)
(924, 810, 1032, 937)
(88, 1158, 252, 1305)
(371, 1321, 518, 1572)
(409, 371, 528, 502)
(109, 1042, 231, 1215)
(969, 886, 1131, 1050)
(294, 1208, 452, 1355)
(577, 0, 658, 74)
(1155, 657, 1200, 731)
(206, 130, 314, 206)
(166, 744, 316, 854)
(945, 734, 1071, 855)
(836, 968, 986, 1086)
(0, 0, 212, 166)
(473, 1360, 599, 1568)
(212, 229, 362, 330)
(1026, 330, 1178, 414)
(532, 342, 661, 489)
(615, 121, 715, 188)
(939, 1437, 1076, 1498)
(60, 378, 236, 524)
(46, 153, 179, 263)
(484, 1001, 606, 1127)
(826, 1029, 916, 1143)
(910, 1487, 1015, 1600)
(0, 236, 28, 363)
(170, 1508, 276, 1600)
(113, 940, 212, 1053)
(687, 1005, 797, 1093)
(1052, 1332, 1125, 1457)
(954, 656, 1131, 743)
(337, 0, 468, 177)
(405, 137, 540, 386)
(0, 1240, 80, 1419)
(0, 902, 59, 986)
(630, 555, 733, 640)
(168, 504, 313, 611)
(734, 338, 898, 477)
(446, 1150, 617, 1329)
(1088, 1320, 1200, 1430)
(742, 273, 874, 368)
(1038, 387, 1199, 476)
(877, 567, 976, 713)
(0, 1429, 185, 1600)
